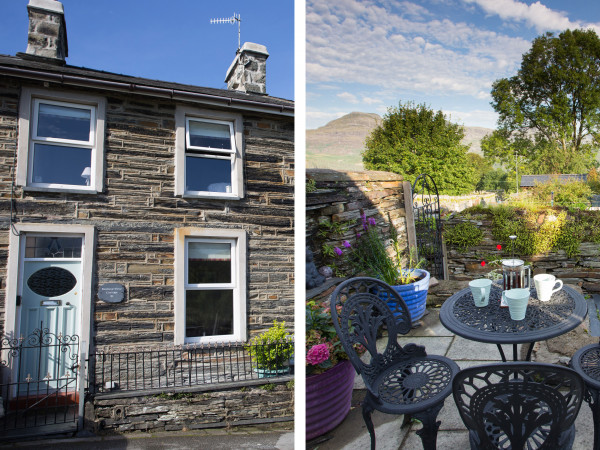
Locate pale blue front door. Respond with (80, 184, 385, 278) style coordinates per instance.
(18, 235, 83, 390)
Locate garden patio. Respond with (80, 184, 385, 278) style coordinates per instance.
(307, 304, 596, 449)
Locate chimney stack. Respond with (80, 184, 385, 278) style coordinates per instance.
(225, 42, 269, 95)
(24, 0, 68, 63)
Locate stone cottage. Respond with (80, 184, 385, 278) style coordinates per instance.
(0, 0, 294, 435)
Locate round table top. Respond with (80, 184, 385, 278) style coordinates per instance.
(439, 283, 588, 344)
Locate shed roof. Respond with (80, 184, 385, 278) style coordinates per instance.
(520, 174, 587, 187)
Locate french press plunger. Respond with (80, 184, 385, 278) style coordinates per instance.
(501, 235, 531, 290)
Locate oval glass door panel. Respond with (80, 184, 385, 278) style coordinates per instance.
(27, 266, 77, 297)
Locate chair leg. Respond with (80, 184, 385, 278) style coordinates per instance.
(362, 397, 376, 450)
(412, 401, 445, 450)
(586, 387, 600, 450)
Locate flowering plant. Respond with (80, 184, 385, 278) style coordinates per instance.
(306, 299, 364, 375)
(334, 211, 427, 285)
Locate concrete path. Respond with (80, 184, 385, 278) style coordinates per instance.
(307, 308, 595, 450)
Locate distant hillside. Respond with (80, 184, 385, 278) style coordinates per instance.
(306, 112, 493, 170)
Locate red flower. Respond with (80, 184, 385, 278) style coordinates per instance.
(496, 244, 502, 250)
(481, 261, 486, 267)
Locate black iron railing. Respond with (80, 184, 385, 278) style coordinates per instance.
(0, 328, 80, 432)
(89, 340, 294, 394)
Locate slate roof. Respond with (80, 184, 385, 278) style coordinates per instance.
(0, 54, 293, 115)
(520, 174, 587, 187)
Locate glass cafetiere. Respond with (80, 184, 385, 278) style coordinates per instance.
(501, 258, 531, 290)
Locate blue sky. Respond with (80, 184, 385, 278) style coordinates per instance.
(306, 0, 600, 130)
(0, 1, 294, 100)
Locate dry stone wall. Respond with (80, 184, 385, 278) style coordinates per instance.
(0, 76, 294, 344)
(444, 214, 600, 294)
(306, 169, 409, 275)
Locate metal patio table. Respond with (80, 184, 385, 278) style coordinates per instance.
(440, 283, 587, 361)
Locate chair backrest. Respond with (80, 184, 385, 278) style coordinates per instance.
(453, 362, 584, 449)
(329, 277, 424, 390)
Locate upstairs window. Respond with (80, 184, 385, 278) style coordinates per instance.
(17, 88, 106, 193)
(175, 106, 244, 199)
(185, 118, 235, 195)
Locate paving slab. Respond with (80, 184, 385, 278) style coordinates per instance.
(314, 304, 597, 450)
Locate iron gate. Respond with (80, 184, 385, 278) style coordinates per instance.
(412, 174, 444, 279)
(0, 327, 80, 434)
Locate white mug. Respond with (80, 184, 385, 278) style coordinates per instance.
(533, 274, 563, 302)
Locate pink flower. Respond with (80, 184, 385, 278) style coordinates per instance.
(334, 247, 343, 256)
(481, 261, 486, 267)
(496, 244, 502, 250)
(306, 343, 330, 365)
(342, 240, 351, 248)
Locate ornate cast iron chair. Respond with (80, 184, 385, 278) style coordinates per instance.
(570, 343, 600, 449)
(330, 277, 459, 450)
(570, 294, 600, 450)
(453, 362, 584, 449)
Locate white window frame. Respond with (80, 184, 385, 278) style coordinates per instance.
(175, 106, 244, 199)
(174, 228, 247, 344)
(17, 88, 106, 193)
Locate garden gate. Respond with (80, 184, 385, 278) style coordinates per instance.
(0, 327, 81, 436)
(412, 174, 444, 279)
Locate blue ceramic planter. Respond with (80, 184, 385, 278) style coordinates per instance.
(385, 269, 430, 323)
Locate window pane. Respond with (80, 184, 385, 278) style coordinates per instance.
(25, 236, 82, 258)
(188, 241, 231, 284)
(186, 289, 233, 337)
(37, 103, 91, 141)
(188, 120, 232, 150)
(32, 144, 91, 186)
(185, 156, 232, 193)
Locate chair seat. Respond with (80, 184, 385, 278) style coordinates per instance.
(372, 354, 459, 415)
(571, 344, 600, 390)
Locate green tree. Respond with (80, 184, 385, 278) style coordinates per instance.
(362, 101, 476, 194)
(487, 29, 600, 174)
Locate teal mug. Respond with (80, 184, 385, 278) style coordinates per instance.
(502, 288, 530, 320)
(469, 279, 492, 307)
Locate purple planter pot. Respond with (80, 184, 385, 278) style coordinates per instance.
(305, 360, 356, 441)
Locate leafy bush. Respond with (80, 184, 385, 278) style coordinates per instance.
(444, 222, 484, 250)
(246, 321, 293, 370)
(531, 179, 592, 209)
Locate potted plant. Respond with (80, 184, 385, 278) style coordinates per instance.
(246, 321, 293, 378)
(305, 299, 364, 440)
(334, 211, 430, 323)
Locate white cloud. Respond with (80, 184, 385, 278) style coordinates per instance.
(337, 92, 359, 103)
(306, 0, 530, 101)
(362, 96, 383, 105)
(464, 0, 600, 33)
(443, 108, 499, 129)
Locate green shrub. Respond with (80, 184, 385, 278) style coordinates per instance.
(246, 321, 293, 370)
(531, 179, 592, 209)
(444, 222, 484, 250)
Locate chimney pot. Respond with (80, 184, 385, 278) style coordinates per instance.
(225, 42, 269, 95)
(24, 0, 68, 62)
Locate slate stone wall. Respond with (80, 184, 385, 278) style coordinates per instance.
(306, 169, 408, 273)
(0, 76, 294, 345)
(88, 381, 294, 433)
(444, 214, 600, 294)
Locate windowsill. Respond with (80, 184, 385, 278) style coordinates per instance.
(181, 193, 241, 200)
(22, 186, 99, 195)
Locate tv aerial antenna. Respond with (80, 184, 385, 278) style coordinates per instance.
(210, 13, 242, 50)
